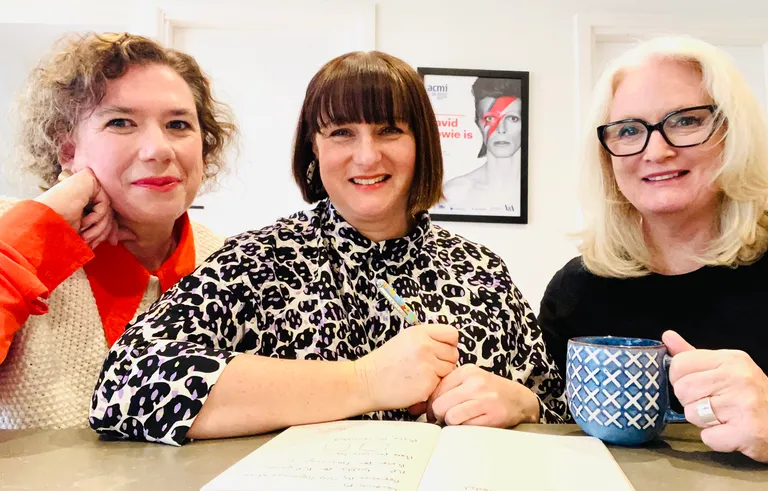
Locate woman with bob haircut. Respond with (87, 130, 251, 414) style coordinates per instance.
(90, 50, 567, 445)
(539, 36, 768, 462)
(0, 32, 235, 429)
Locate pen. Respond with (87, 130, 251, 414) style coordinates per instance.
(375, 279, 419, 326)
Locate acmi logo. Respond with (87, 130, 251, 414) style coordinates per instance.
(426, 83, 448, 100)
(426, 84, 448, 93)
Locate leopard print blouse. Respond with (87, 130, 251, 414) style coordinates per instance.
(90, 199, 567, 445)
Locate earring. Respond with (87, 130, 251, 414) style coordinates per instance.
(306, 159, 317, 185)
(57, 169, 74, 183)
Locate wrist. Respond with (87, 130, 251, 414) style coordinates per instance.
(351, 358, 378, 414)
(34, 193, 78, 231)
(516, 382, 541, 424)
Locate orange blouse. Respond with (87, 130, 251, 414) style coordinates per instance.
(0, 200, 196, 364)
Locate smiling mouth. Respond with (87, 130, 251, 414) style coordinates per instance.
(643, 170, 690, 182)
(133, 177, 181, 186)
(350, 175, 391, 185)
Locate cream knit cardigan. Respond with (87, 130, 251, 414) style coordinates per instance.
(0, 199, 223, 429)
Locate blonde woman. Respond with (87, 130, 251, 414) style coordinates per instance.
(539, 36, 768, 462)
(0, 32, 235, 429)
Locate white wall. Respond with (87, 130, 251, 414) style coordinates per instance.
(2, 0, 768, 313)
(376, 0, 768, 310)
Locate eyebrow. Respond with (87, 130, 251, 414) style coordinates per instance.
(612, 103, 709, 122)
(167, 108, 197, 118)
(93, 105, 196, 118)
(93, 105, 134, 117)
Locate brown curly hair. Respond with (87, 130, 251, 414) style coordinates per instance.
(17, 32, 236, 188)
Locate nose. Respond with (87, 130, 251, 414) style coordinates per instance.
(352, 132, 382, 168)
(138, 123, 174, 164)
(496, 118, 508, 135)
(642, 130, 676, 163)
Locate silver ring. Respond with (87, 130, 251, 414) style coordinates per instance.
(695, 397, 722, 426)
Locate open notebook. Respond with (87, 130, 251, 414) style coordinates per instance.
(201, 420, 634, 491)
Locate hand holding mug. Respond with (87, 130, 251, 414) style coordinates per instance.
(664, 330, 768, 463)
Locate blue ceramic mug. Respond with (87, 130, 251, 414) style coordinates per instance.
(566, 336, 685, 445)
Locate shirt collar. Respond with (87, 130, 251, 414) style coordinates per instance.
(83, 213, 197, 346)
(318, 199, 432, 266)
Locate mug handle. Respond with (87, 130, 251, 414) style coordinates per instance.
(663, 355, 687, 423)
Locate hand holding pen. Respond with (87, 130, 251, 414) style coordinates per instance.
(349, 279, 459, 413)
(372, 279, 533, 427)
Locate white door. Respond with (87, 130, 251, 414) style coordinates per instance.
(162, 1, 375, 236)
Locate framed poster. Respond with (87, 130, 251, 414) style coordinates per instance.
(419, 67, 529, 224)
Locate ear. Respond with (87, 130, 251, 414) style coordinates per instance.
(57, 139, 76, 171)
(310, 138, 319, 159)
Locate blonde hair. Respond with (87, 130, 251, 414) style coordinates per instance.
(16, 32, 236, 188)
(579, 36, 768, 278)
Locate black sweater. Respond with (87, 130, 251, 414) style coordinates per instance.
(539, 255, 768, 412)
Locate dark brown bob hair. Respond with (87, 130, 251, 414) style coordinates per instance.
(291, 51, 443, 215)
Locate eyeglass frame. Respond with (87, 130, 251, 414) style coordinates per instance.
(596, 104, 722, 157)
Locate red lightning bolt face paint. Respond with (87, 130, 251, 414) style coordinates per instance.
(482, 96, 517, 138)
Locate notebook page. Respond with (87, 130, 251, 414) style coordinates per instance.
(202, 420, 442, 491)
(416, 426, 634, 491)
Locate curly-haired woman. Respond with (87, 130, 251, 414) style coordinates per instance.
(0, 32, 236, 430)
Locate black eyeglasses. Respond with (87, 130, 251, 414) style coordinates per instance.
(597, 105, 722, 157)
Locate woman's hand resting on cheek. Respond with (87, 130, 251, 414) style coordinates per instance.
(34, 168, 135, 250)
(424, 364, 540, 427)
(664, 330, 768, 463)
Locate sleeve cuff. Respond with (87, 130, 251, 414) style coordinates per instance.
(0, 307, 19, 365)
(89, 344, 238, 446)
(0, 200, 94, 291)
(536, 395, 569, 424)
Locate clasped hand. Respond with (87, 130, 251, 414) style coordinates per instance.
(356, 324, 539, 428)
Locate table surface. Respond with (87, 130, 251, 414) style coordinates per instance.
(1, 423, 765, 490)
